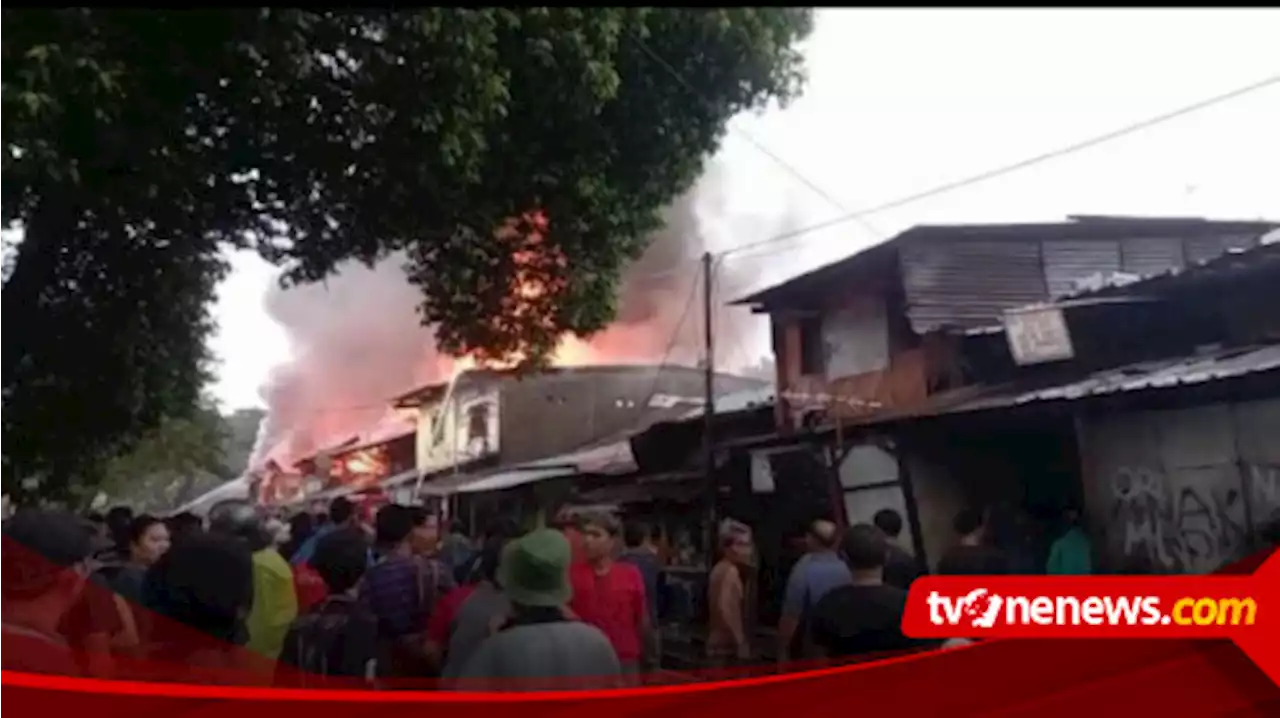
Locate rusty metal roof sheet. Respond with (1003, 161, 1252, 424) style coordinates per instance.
(946, 343, 1280, 414)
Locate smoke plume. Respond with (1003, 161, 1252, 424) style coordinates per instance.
(249, 160, 803, 470)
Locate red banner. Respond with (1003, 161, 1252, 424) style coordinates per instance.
(903, 551, 1279, 685)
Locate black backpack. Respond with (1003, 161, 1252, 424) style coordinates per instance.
(278, 596, 379, 686)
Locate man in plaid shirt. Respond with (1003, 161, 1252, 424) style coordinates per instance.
(361, 505, 454, 680)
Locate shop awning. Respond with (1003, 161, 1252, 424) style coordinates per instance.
(415, 437, 638, 497)
(576, 470, 704, 505)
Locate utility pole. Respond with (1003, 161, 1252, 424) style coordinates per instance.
(701, 251, 717, 569)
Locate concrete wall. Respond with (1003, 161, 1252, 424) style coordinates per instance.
(1081, 397, 1280, 573)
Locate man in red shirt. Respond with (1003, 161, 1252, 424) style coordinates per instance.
(569, 512, 648, 682)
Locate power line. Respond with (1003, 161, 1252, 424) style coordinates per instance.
(709, 257, 760, 373)
(627, 31, 883, 240)
(640, 263, 703, 405)
(723, 72, 1280, 261)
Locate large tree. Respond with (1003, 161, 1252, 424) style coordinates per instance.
(93, 402, 232, 513)
(2, 8, 814, 500)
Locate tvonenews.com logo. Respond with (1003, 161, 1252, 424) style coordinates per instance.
(925, 589, 1258, 629)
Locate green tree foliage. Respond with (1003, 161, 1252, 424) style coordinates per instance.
(2, 8, 813, 500)
(222, 408, 265, 477)
(94, 404, 232, 513)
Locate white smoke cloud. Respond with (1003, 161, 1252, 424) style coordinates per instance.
(249, 159, 810, 469)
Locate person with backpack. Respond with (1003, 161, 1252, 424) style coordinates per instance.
(142, 531, 272, 682)
(361, 504, 455, 682)
(276, 528, 379, 687)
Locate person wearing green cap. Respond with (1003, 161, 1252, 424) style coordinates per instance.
(454, 528, 621, 690)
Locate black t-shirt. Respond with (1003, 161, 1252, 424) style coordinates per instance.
(809, 584, 937, 659)
(937, 545, 1011, 576)
(883, 545, 924, 591)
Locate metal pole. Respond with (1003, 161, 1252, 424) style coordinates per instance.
(701, 252, 717, 568)
(413, 368, 468, 502)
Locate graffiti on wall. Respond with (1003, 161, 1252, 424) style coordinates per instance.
(1249, 463, 1280, 528)
(1109, 466, 1248, 574)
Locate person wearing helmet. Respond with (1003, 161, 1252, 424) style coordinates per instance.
(206, 499, 298, 666)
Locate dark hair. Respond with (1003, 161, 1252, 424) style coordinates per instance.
(166, 512, 203, 541)
(483, 518, 520, 543)
(550, 505, 580, 531)
(409, 505, 436, 528)
(311, 528, 369, 594)
(954, 508, 984, 536)
(623, 520, 650, 549)
(105, 506, 134, 547)
(329, 497, 355, 525)
(478, 528, 519, 584)
(128, 515, 165, 545)
(86, 511, 105, 525)
(841, 524, 889, 571)
(146, 533, 253, 642)
(873, 509, 904, 538)
(374, 504, 414, 546)
(288, 512, 314, 537)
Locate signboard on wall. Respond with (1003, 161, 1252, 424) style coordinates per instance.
(1004, 305, 1075, 365)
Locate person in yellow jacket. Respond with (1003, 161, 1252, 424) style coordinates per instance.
(247, 542, 298, 660)
(207, 500, 298, 664)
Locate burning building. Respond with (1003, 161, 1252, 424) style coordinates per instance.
(248, 160, 803, 480)
(393, 365, 765, 482)
(260, 412, 416, 506)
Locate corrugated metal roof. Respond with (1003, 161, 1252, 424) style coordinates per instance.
(946, 343, 1280, 414)
(676, 385, 776, 420)
(1120, 236, 1186, 276)
(902, 231, 1270, 334)
(945, 234, 1280, 337)
(899, 238, 1049, 332)
(732, 218, 1278, 328)
(1045, 240, 1280, 305)
(415, 437, 638, 497)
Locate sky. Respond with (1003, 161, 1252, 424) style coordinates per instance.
(207, 8, 1280, 411)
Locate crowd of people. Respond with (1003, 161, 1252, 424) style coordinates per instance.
(2, 495, 1093, 690)
(2, 498, 665, 690)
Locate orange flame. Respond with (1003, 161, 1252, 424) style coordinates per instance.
(331, 446, 391, 486)
(430, 209, 605, 374)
